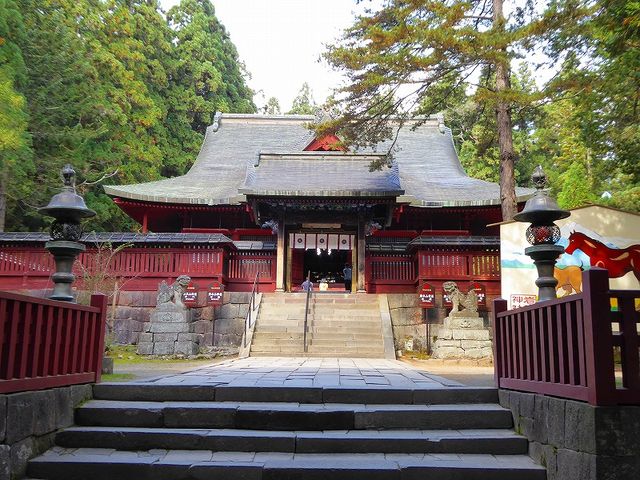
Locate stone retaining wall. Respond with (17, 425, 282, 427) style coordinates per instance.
(111, 291, 250, 354)
(0, 384, 93, 479)
(499, 389, 640, 480)
(212, 292, 251, 353)
(387, 293, 495, 356)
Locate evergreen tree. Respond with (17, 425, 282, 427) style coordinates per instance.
(0, 0, 32, 231)
(288, 82, 317, 115)
(321, 0, 592, 220)
(164, 0, 255, 177)
(263, 96, 281, 115)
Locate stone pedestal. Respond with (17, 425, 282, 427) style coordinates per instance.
(137, 306, 201, 356)
(432, 314, 493, 359)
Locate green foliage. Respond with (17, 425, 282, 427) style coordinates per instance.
(4, 0, 255, 231)
(321, 0, 594, 220)
(288, 82, 317, 115)
(0, 0, 33, 231)
(263, 96, 281, 115)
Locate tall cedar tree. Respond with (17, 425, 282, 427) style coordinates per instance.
(0, 0, 32, 231)
(321, 0, 592, 220)
(8, 0, 254, 231)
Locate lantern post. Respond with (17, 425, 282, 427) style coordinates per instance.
(39, 165, 96, 302)
(513, 166, 570, 302)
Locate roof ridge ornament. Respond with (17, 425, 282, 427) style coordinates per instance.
(212, 111, 222, 132)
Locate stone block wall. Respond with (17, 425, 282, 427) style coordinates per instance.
(212, 292, 251, 353)
(387, 293, 497, 356)
(500, 389, 640, 480)
(0, 384, 93, 479)
(387, 294, 427, 352)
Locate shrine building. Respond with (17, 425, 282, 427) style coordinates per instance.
(100, 113, 532, 300)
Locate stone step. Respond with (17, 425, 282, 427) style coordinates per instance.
(92, 384, 498, 405)
(28, 450, 545, 480)
(75, 401, 513, 430)
(250, 351, 388, 359)
(309, 335, 384, 344)
(55, 426, 528, 454)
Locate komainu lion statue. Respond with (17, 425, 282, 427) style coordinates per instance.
(156, 275, 191, 310)
(443, 281, 478, 314)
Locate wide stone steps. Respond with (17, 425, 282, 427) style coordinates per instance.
(29, 450, 545, 480)
(251, 293, 387, 358)
(28, 383, 544, 480)
(74, 400, 514, 430)
(90, 383, 499, 404)
(55, 426, 528, 454)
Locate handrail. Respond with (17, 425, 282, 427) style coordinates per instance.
(303, 270, 312, 353)
(244, 272, 260, 348)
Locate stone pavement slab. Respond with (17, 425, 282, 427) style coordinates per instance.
(120, 357, 463, 390)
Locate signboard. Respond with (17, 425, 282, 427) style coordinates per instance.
(510, 294, 537, 309)
(470, 281, 487, 307)
(182, 284, 198, 308)
(419, 283, 436, 308)
(207, 281, 224, 305)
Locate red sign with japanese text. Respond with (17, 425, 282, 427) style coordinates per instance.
(419, 283, 436, 308)
(470, 281, 486, 307)
(207, 281, 224, 305)
(182, 284, 198, 308)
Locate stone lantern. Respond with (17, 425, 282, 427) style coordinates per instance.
(39, 165, 96, 302)
(513, 165, 570, 302)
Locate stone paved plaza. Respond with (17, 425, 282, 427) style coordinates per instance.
(130, 357, 464, 389)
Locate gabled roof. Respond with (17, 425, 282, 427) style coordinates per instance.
(104, 113, 534, 207)
(240, 152, 403, 197)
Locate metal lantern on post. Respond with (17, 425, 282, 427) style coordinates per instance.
(39, 165, 96, 302)
(513, 165, 570, 302)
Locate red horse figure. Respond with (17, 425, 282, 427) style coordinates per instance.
(565, 231, 640, 282)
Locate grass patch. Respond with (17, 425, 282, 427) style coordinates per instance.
(106, 344, 221, 366)
(101, 373, 135, 382)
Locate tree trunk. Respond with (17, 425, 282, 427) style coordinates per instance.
(493, 0, 518, 221)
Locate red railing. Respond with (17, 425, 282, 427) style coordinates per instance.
(0, 291, 107, 394)
(365, 254, 417, 293)
(493, 268, 640, 406)
(0, 246, 224, 291)
(226, 251, 276, 291)
(418, 250, 500, 280)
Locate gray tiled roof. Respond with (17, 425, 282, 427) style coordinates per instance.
(104, 114, 534, 207)
(240, 152, 403, 197)
(0, 232, 233, 245)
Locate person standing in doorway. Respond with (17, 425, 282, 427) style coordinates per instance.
(343, 264, 352, 293)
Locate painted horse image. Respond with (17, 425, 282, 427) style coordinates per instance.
(565, 231, 640, 282)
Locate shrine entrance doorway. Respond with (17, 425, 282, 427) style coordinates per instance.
(287, 232, 356, 292)
(302, 249, 350, 291)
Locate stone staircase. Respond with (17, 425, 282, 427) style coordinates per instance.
(250, 293, 388, 358)
(27, 382, 545, 479)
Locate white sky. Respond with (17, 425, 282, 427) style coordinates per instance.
(161, 0, 360, 112)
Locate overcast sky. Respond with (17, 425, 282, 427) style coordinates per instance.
(161, 0, 362, 112)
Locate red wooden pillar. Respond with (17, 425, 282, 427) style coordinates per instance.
(492, 298, 508, 389)
(90, 294, 108, 384)
(141, 213, 148, 233)
(582, 268, 616, 405)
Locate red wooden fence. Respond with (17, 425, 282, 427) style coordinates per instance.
(365, 254, 417, 292)
(418, 250, 500, 280)
(493, 268, 640, 406)
(0, 246, 225, 291)
(0, 292, 107, 394)
(226, 251, 276, 291)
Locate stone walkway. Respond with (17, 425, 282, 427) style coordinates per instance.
(130, 357, 464, 389)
